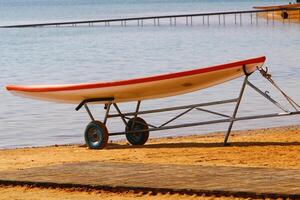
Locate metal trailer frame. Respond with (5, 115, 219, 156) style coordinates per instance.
(76, 67, 300, 147)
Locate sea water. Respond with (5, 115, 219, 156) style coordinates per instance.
(0, 0, 299, 148)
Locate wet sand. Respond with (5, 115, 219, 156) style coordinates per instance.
(0, 125, 300, 199)
(0, 185, 252, 200)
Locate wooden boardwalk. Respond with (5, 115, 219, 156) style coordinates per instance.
(0, 161, 300, 198)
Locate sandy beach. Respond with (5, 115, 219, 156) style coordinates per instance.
(2, 0, 300, 198)
(0, 125, 300, 199)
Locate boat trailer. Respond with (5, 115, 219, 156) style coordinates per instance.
(76, 67, 300, 149)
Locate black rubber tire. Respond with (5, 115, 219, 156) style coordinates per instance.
(84, 121, 109, 149)
(281, 11, 289, 19)
(125, 117, 149, 145)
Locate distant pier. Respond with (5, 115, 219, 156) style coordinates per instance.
(1, 8, 299, 28)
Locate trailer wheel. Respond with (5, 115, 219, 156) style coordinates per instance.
(125, 117, 149, 145)
(84, 121, 109, 149)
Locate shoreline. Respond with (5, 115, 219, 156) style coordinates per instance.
(2, 124, 298, 150)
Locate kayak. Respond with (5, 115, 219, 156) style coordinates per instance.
(6, 56, 266, 104)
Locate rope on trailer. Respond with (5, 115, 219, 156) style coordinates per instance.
(258, 66, 300, 111)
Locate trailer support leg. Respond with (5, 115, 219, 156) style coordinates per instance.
(103, 103, 112, 125)
(113, 103, 128, 126)
(128, 101, 142, 129)
(224, 76, 248, 145)
(84, 104, 95, 121)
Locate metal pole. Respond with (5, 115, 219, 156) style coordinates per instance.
(240, 13, 242, 25)
(224, 76, 248, 145)
(256, 12, 258, 25)
(134, 101, 141, 117)
(130, 101, 141, 129)
(246, 81, 289, 112)
(159, 107, 194, 128)
(103, 103, 111, 125)
(235, 13, 237, 24)
(113, 103, 128, 126)
(108, 98, 237, 118)
(195, 107, 230, 118)
(207, 15, 210, 25)
(109, 111, 300, 136)
(84, 104, 95, 121)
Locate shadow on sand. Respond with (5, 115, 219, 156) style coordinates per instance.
(101, 141, 300, 150)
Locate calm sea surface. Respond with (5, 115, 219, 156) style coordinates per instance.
(0, 0, 299, 148)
